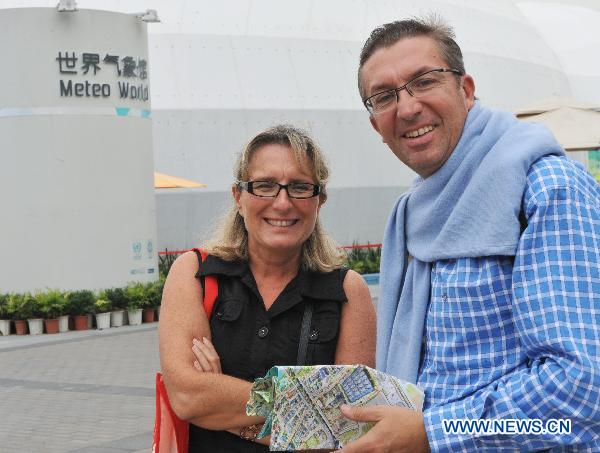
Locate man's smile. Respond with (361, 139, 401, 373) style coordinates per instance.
(403, 124, 435, 139)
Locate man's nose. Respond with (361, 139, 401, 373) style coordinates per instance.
(395, 89, 422, 120)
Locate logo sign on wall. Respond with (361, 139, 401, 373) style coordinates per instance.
(131, 240, 156, 275)
(57, 51, 149, 101)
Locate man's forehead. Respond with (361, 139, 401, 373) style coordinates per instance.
(361, 36, 446, 94)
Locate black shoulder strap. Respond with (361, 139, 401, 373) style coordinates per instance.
(296, 302, 313, 366)
(193, 248, 203, 265)
(519, 208, 528, 235)
(193, 249, 205, 291)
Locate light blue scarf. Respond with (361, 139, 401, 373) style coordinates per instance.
(377, 102, 565, 383)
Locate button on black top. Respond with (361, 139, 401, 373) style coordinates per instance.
(258, 326, 269, 338)
(309, 329, 319, 341)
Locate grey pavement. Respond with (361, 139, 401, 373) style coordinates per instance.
(0, 323, 160, 453)
(0, 284, 379, 453)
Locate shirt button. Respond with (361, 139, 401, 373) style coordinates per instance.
(309, 330, 319, 341)
(257, 326, 269, 338)
(442, 294, 448, 302)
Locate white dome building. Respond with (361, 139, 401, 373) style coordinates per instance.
(1, 0, 597, 261)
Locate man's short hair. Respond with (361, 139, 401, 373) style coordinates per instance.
(358, 15, 466, 99)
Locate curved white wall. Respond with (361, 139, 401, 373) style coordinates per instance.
(148, 0, 573, 192)
(1, 1, 596, 251)
(0, 8, 157, 292)
(0, 0, 584, 190)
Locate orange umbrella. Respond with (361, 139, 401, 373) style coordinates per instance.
(154, 172, 206, 189)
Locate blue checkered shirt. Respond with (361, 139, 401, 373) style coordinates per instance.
(419, 156, 600, 452)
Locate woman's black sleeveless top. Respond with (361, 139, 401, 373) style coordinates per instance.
(189, 255, 348, 452)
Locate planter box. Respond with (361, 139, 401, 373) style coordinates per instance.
(0, 319, 10, 336)
(362, 273, 380, 307)
(27, 318, 44, 335)
(128, 309, 142, 326)
(143, 308, 155, 323)
(58, 315, 69, 333)
(110, 310, 124, 327)
(14, 320, 28, 335)
(362, 273, 380, 285)
(73, 315, 88, 331)
(44, 318, 59, 334)
(95, 312, 111, 330)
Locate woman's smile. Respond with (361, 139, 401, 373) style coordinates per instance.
(264, 218, 299, 227)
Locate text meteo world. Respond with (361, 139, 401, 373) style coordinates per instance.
(59, 80, 149, 100)
(56, 51, 149, 101)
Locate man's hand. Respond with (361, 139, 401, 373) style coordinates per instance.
(339, 405, 430, 453)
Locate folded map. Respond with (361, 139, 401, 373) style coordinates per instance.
(246, 365, 424, 451)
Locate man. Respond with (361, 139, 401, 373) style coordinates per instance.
(340, 16, 600, 452)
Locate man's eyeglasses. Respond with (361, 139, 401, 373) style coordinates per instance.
(236, 180, 321, 199)
(363, 68, 462, 115)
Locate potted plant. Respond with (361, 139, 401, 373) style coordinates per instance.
(18, 293, 44, 335)
(7, 294, 27, 335)
(141, 281, 162, 323)
(125, 283, 146, 326)
(346, 245, 381, 273)
(36, 290, 66, 334)
(105, 287, 127, 327)
(94, 297, 112, 330)
(67, 290, 95, 330)
(0, 294, 10, 335)
(57, 292, 70, 333)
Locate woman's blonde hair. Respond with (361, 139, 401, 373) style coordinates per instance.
(204, 124, 346, 272)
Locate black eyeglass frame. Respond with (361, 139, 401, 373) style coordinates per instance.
(236, 180, 321, 199)
(362, 68, 463, 114)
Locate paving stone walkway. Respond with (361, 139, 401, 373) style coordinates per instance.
(0, 284, 380, 453)
(0, 323, 159, 453)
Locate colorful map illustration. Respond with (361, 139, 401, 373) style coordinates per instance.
(246, 365, 424, 451)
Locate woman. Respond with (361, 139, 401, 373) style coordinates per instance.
(159, 125, 376, 451)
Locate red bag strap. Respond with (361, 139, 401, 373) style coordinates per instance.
(153, 372, 189, 453)
(152, 249, 217, 453)
(192, 248, 218, 317)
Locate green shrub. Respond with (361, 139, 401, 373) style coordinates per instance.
(159, 250, 178, 279)
(6, 295, 20, 320)
(36, 290, 67, 319)
(125, 283, 147, 310)
(94, 298, 112, 314)
(145, 280, 163, 308)
(67, 290, 95, 316)
(9, 293, 42, 320)
(346, 244, 381, 274)
(0, 294, 8, 319)
(104, 287, 128, 310)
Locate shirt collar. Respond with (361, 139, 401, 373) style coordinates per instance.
(197, 254, 348, 314)
(195, 254, 248, 279)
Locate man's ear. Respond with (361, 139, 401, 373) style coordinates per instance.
(369, 115, 384, 142)
(461, 74, 476, 110)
